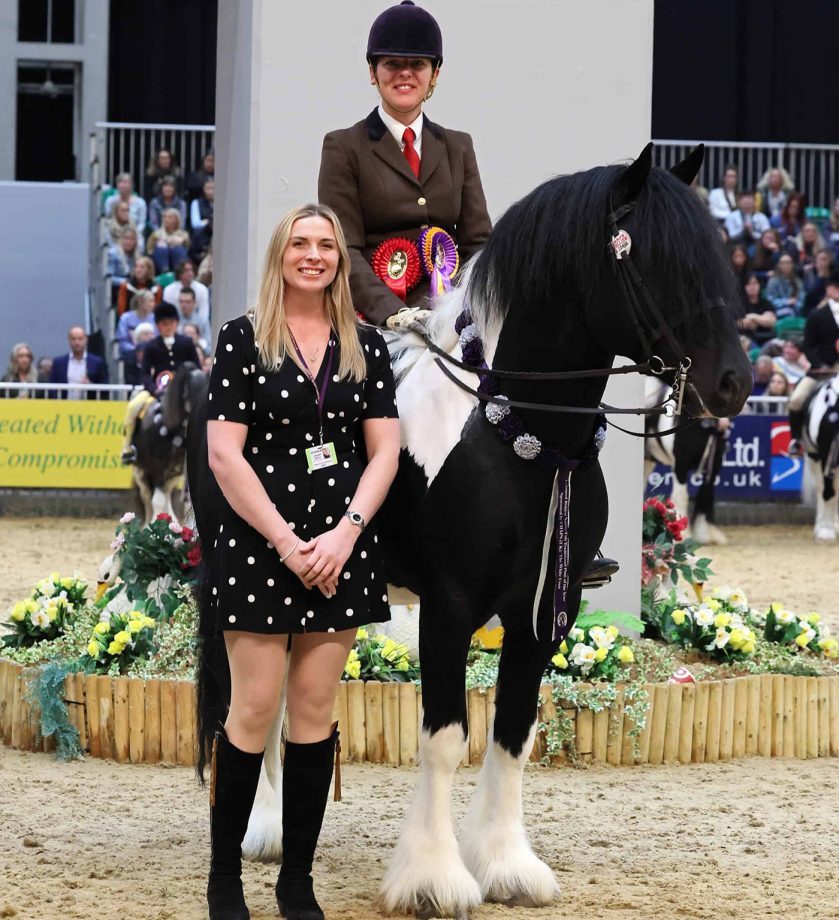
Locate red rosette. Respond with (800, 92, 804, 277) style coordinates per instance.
(371, 237, 422, 301)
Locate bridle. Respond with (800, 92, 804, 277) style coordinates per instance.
(416, 198, 698, 438)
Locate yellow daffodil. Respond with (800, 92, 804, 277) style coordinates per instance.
(795, 632, 812, 648)
(10, 602, 25, 622)
(728, 629, 745, 650)
(93, 622, 110, 634)
(706, 598, 721, 613)
(594, 647, 609, 662)
(87, 640, 100, 657)
(141, 617, 155, 629)
(606, 625, 620, 640)
(671, 608, 687, 626)
(24, 599, 38, 614)
(807, 612, 821, 625)
(60, 577, 75, 590)
(107, 640, 123, 655)
(742, 640, 755, 655)
(46, 604, 59, 622)
(770, 602, 784, 614)
(114, 630, 131, 645)
(714, 612, 732, 629)
(49, 572, 60, 583)
(128, 620, 143, 634)
(395, 658, 410, 672)
(617, 646, 634, 664)
(551, 652, 568, 669)
(356, 627, 368, 641)
(559, 640, 568, 654)
(345, 658, 361, 679)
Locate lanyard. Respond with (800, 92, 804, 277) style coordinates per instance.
(288, 330, 334, 445)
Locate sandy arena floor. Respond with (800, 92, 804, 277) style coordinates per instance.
(1, 518, 838, 919)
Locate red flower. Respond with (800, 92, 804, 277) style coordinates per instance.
(155, 512, 172, 522)
(180, 526, 193, 542)
(186, 545, 202, 567)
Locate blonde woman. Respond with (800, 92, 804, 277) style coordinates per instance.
(1, 342, 38, 398)
(202, 203, 399, 920)
(147, 208, 190, 274)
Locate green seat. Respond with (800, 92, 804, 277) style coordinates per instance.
(156, 271, 175, 288)
(775, 316, 805, 338)
(749, 346, 762, 363)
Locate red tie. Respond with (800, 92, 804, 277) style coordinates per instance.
(402, 127, 420, 179)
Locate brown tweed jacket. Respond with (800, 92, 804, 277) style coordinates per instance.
(318, 108, 492, 326)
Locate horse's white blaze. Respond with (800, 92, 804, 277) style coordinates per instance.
(243, 674, 287, 862)
(461, 722, 560, 906)
(381, 724, 482, 915)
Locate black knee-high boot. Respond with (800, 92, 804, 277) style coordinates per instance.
(207, 729, 264, 920)
(275, 725, 339, 920)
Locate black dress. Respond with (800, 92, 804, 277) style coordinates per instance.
(206, 315, 397, 635)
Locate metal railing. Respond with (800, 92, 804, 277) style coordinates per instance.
(94, 121, 216, 198)
(652, 140, 839, 210)
(0, 382, 138, 400)
(743, 395, 789, 415)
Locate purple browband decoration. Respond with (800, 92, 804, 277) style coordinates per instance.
(455, 307, 605, 643)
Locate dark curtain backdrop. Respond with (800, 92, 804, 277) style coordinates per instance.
(108, 0, 218, 123)
(653, 0, 839, 143)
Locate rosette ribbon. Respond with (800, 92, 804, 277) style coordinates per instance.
(418, 226, 459, 299)
(371, 237, 422, 301)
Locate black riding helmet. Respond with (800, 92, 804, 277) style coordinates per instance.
(367, 0, 443, 67)
(153, 301, 179, 324)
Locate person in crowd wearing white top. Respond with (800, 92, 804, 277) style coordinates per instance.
(773, 336, 810, 385)
(48, 326, 109, 400)
(724, 190, 770, 245)
(104, 173, 148, 231)
(177, 287, 211, 349)
(163, 259, 211, 320)
(708, 165, 740, 222)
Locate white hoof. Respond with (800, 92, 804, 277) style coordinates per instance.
(461, 833, 560, 907)
(381, 836, 482, 918)
(815, 528, 837, 544)
(692, 513, 710, 545)
(705, 523, 728, 546)
(241, 763, 283, 863)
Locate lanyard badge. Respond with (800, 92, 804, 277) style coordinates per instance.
(289, 330, 339, 472)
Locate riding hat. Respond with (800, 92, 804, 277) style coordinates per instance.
(153, 301, 179, 323)
(367, 1, 443, 65)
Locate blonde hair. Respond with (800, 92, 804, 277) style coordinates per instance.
(162, 207, 182, 230)
(252, 204, 366, 382)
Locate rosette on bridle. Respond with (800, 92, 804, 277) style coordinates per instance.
(371, 237, 422, 301)
(418, 226, 459, 298)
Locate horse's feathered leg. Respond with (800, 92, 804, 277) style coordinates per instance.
(381, 596, 482, 918)
(460, 615, 564, 907)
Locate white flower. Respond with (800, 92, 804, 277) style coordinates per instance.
(111, 533, 125, 551)
(712, 586, 733, 601)
(775, 608, 795, 625)
(798, 625, 816, 644)
(30, 609, 51, 630)
(588, 627, 615, 651)
(706, 627, 730, 651)
(695, 607, 715, 627)
(568, 627, 585, 643)
(168, 521, 183, 535)
(119, 512, 135, 524)
(569, 643, 597, 673)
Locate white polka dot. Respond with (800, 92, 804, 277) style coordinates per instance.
(288, 483, 296, 492)
(284, 596, 292, 605)
(343, 461, 349, 468)
(360, 551, 367, 559)
(208, 393, 213, 400)
(305, 433, 313, 441)
(218, 414, 226, 420)
(222, 323, 229, 331)
(229, 577, 236, 585)
(220, 525, 224, 533)
(267, 465, 274, 473)
(346, 608, 354, 617)
(226, 343, 233, 352)
(289, 522, 296, 530)
(252, 446, 259, 454)
(374, 535, 378, 543)
(267, 616, 273, 625)
(212, 586, 218, 595)
(301, 618, 306, 626)
(251, 365, 256, 373)
(213, 357, 217, 365)
(228, 615, 236, 623)
(345, 497, 350, 505)
(258, 375, 266, 383)
(327, 627, 335, 633)
(376, 380, 384, 389)
(307, 610, 314, 618)
(354, 394, 360, 402)
(265, 432, 272, 440)
(364, 344, 369, 352)
(327, 412, 336, 419)
(375, 348, 380, 357)
(252, 402, 256, 410)
(371, 572, 375, 579)
(328, 478, 335, 486)
(343, 571, 351, 580)
(297, 374, 305, 383)
(364, 587, 368, 596)
(339, 411, 345, 418)
(247, 556, 255, 565)
(382, 594, 388, 602)
(248, 594, 255, 603)
(228, 538, 236, 547)
(267, 578, 275, 586)
(267, 541, 274, 549)
(325, 516, 333, 524)
(243, 366, 249, 375)
(282, 418, 290, 425)
(239, 401, 246, 410)
(281, 389, 289, 398)
(289, 448, 297, 455)
(222, 379, 230, 387)
(333, 374, 340, 383)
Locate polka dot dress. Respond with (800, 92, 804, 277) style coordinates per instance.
(205, 315, 396, 634)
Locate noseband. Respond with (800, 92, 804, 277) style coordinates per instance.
(416, 201, 696, 437)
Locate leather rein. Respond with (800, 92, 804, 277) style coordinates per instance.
(416, 201, 697, 439)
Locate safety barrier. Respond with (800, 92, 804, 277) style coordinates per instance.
(0, 382, 136, 400)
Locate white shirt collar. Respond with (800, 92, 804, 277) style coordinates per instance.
(829, 299, 839, 325)
(378, 105, 424, 158)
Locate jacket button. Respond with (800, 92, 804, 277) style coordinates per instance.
(417, 196, 427, 206)
(420, 224, 429, 229)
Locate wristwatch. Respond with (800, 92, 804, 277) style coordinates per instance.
(344, 510, 366, 531)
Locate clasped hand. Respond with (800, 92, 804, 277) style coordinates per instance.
(282, 524, 358, 598)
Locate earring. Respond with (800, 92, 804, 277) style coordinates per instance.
(424, 81, 437, 102)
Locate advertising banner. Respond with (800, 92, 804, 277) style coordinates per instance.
(0, 399, 132, 489)
(646, 414, 802, 500)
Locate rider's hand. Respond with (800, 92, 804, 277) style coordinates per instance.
(297, 519, 360, 597)
(277, 537, 320, 591)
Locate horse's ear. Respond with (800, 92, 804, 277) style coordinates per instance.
(613, 142, 653, 205)
(669, 144, 705, 185)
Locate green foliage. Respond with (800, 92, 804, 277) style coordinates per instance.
(1, 574, 87, 649)
(79, 610, 158, 675)
(342, 628, 420, 682)
(576, 609, 645, 634)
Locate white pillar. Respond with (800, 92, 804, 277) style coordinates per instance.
(214, 0, 652, 612)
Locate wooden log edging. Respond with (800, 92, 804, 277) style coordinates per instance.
(1, 659, 838, 768)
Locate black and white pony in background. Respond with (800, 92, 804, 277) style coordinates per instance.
(131, 363, 207, 522)
(190, 144, 752, 918)
(644, 378, 730, 545)
(802, 373, 839, 543)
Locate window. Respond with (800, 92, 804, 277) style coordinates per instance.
(18, 0, 76, 44)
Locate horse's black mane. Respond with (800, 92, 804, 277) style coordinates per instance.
(468, 163, 739, 343)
